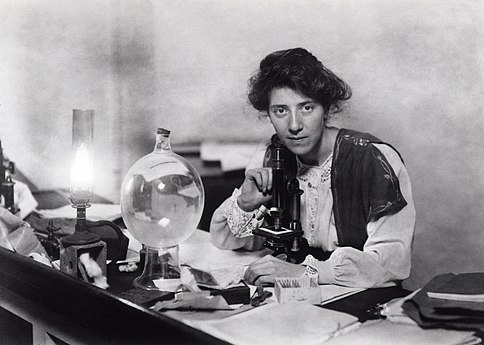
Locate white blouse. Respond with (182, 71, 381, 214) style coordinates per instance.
(210, 142, 416, 288)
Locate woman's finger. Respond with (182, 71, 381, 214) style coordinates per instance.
(253, 274, 272, 286)
(246, 168, 272, 194)
(246, 169, 263, 192)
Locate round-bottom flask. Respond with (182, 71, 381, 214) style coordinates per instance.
(134, 245, 180, 290)
(120, 128, 204, 291)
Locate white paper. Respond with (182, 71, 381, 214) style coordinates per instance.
(188, 301, 359, 345)
(324, 319, 480, 345)
(179, 229, 272, 270)
(153, 278, 182, 292)
(380, 290, 420, 325)
(320, 285, 365, 305)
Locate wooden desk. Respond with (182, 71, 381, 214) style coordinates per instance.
(0, 187, 410, 344)
(0, 228, 410, 345)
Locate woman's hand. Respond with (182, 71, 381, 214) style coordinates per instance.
(243, 255, 306, 285)
(237, 168, 273, 212)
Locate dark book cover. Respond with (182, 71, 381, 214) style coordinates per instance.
(427, 273, 484, 301)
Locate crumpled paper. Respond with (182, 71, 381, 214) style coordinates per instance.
(0, 206, 49, 258)
(209, 266, 246, 289)
(151, 266, 247, 311)
(151, 291, 235, 311)
(187, 265, 246, 290)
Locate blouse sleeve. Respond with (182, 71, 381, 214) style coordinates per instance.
(209, 142, 268, 251)
(316, 144, 416, 288)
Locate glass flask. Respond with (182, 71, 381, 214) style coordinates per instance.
(120, 128, 205, 291)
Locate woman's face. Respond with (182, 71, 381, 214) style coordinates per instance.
(267, 87, 327, 164)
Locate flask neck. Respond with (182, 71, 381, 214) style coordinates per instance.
(154, 133, 172, 153)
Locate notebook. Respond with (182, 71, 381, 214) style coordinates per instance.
(427, 273, 484, 302)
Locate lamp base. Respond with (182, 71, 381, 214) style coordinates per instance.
(134, 245, 181, 291)
(59, 240, 107, 279)
(61, 230, 101, 247)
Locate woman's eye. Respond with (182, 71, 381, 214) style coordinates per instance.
(273, 108, 287, 116)
(302, 104, 314, 112)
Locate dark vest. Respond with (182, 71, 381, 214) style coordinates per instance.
(265, 128, 407, 256)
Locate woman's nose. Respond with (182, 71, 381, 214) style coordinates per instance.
(288, 113, 303, 134)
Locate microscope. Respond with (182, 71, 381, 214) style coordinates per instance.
(0, 140, 18, 214)
(252, 135, 304, 263)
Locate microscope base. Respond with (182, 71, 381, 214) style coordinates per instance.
(253, 227, 303, 261)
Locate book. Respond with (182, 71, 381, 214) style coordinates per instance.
(426, 273, 484, 302)
(189, 301, 359, 345)
(403, 273, 484, 333)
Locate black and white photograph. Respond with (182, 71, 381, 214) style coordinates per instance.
(0, 0, 483, 344)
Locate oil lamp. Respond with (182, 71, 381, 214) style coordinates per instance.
(63, 109, 100, 245)
(60, 109, 127, 279)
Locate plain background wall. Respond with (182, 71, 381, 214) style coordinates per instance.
(0, 0, 483, 290)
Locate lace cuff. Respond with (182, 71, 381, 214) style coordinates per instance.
(302, 254, 319, 280)
(223, 189, 264, 238)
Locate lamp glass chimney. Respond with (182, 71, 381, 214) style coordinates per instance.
(70, 109, 94, 207)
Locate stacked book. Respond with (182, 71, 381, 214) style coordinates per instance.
(402, 273, 484, 336)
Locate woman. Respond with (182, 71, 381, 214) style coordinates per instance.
(210, 48, 415, 288)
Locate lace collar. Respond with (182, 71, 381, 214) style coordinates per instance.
(296, 153, 333, 185)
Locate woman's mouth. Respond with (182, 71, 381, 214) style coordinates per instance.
(288, 136, 307, 142)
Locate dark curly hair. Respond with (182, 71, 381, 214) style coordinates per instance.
(248, 48, 352, 114)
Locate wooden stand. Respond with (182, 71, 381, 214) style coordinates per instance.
(60, 240, 107, 280)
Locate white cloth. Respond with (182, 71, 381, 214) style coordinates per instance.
(14, 179, 38, 219)
(210, 141, 416, 288)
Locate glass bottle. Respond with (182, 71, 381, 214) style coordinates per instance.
(120, 128, 205, 291)
(41, 220, 61, 261)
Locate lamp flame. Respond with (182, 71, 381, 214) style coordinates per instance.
(70, 109, 95, 206)
(70, 143, 93, 206)
(71, 144, 93, 189)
